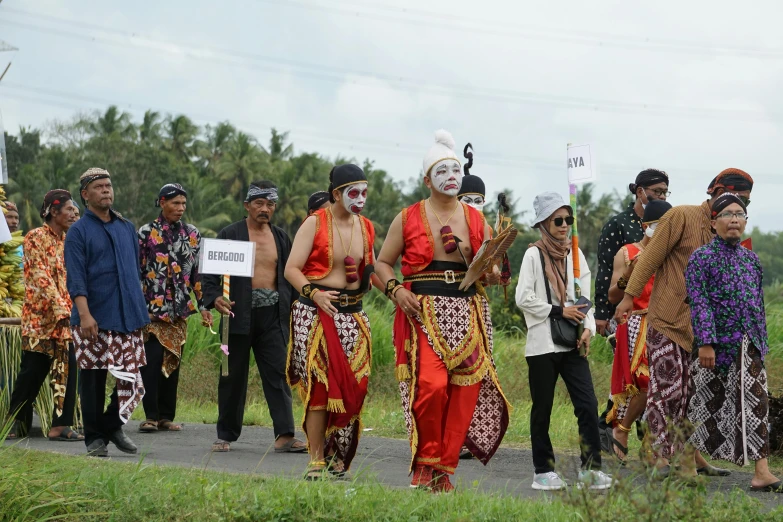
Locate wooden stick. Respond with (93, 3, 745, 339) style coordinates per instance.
(220, 274, 230, 377)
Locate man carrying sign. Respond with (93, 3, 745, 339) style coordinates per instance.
(137, 183, 212, 433)
(203, 181, 304, 454)
(285, 164, 379, 480)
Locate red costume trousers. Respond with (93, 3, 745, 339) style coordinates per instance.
(413, 331, 481, 474)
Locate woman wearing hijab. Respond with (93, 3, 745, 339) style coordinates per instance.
(515, 192, 611, 491)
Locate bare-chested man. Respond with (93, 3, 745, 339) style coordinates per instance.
(203, 180, 305, 453)
(376, 130, 510, 492)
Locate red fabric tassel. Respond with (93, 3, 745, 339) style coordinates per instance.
(344, 256, 359, 283)
(440, 226, 458, 254)
(317, 308, 366, 420)
(611, 320, 632, 397)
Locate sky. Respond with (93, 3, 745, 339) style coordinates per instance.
(0, 0, 781, 230)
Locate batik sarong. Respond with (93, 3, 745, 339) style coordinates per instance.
(144, 319, 187, 378)
(72, 327, 146, 423)
(645, 325, 692, 458)
(607, 313, 650, 425)
(286, 300, 371, 471)
(396, 294, 510, 473)
(22, 336, 70, 417)
(688, 335, 770, 465)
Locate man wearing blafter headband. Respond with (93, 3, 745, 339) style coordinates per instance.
(285, 163, 381, 480)
(376, 130, 509, 493)
(203, 180, 303, 454)
(616, 167, 754, 481)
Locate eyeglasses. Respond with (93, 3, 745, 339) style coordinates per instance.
(716, 212, 748, 221)
(647, 189, 671, 198)
(553, 216, 575, 227)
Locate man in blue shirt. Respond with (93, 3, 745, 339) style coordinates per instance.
(65, 168, 150, 457)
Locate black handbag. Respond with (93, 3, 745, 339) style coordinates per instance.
(537, 248, 579, 348)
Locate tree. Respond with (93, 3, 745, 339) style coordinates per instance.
(216, 132, 267, 202)
(265, 128, 294, 162)
(164, 115, 198, 163)
(89, 106, 134, 139)
(139, 110, 163, 145)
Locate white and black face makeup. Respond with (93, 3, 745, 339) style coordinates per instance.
(342, 182, 368, 215)
(459, 194, 485, 211)
(430, 159, 463, 196)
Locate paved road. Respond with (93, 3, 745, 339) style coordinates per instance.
(7, 420, 780, 507)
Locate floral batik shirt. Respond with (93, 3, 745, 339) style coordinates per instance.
(138, 214, 204, 323)
(685, 236, 768, 373)
(21, 225, 72, 341)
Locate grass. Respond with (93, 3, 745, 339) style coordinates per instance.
(2, 446, 782, 522)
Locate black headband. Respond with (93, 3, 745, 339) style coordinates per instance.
(328, 164, 367, 203)
(156, 183, 188, 207)
(458, 174, 485, 198)
(711, 192, 747, 218)
(80, 173, 110, 193)
(629, 169, 669, 194)
(642, 199, 672, 223)
(307, 191, 330, 212)
(40, 189, 72, 220)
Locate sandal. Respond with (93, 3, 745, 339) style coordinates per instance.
(604, 426, 628, 466)
(158, 420, 183, 431)
(6, 420, 21, 440)
(325, 454, 347, 478)
(304, 460, 328, 481)
(48, 427, 84, 441)
(212, 439, 231, 452)
(139, 420, 158, 433)
(274, 437, 307, 453)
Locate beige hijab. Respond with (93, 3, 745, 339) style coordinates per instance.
(531, 219, 570, 306)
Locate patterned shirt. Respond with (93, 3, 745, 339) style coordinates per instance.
(595, 203, 644, 321)
(21, 225, 72, 340)
(138, 215, 203, 322)
(686, 236, 767, 372)
(626, 201, 714, 352)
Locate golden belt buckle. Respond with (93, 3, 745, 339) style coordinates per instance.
(444, 270, 456, 284)
(339, 294, 350, 307)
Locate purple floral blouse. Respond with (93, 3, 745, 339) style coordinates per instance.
(685, 236, 768, 372)
(138, 214, 203, 322)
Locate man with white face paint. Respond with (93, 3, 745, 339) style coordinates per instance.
(376, 130, 509, 493)
(285, 164, 381, 480)
(604, 200, 671, 465)
(457, 144, 486, 212)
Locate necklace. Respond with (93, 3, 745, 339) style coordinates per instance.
(427, 198, 460, 254)
(330, 208, 359, 284)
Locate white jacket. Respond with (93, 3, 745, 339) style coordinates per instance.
(515, 246, 596, 357)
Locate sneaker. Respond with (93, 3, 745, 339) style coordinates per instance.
(432, 472, 455, 493)
(410, 465, 434, 489)
(577, 470, 614, 490)
(532, 471, 567, 491)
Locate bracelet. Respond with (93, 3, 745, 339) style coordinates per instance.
(385, 278, 402, 298)
(301, 284, 314, 300)
(391, 285, 404, 298)
(617, 276, 628, 290)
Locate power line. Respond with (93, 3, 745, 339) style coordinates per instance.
(2, 84, 780, 184)
(256, 0, 783, 59)
(1, 11, 780, 122)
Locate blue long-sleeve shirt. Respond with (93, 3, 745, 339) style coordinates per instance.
(65, 208, 150, 334)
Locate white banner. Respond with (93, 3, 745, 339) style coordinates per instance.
(0, 110, 8, 184)
(567, 144, 595, 184)
(198, 238, 256, 277)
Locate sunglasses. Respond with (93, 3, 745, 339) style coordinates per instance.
(553, 216, 575, 227)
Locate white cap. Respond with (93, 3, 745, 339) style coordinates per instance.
(423, 129, 460, 176)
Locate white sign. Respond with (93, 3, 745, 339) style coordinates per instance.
(199, 238, 256, 277)
(567, 144, 595, 184)
(0, 110, 8, 184)
(0, 211, 11, 244)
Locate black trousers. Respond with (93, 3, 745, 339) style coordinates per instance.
(217, 305, 295, 442)
(9, 348, 77, 433)
(139, 335, 180, 421)
(527, 349, 602, 474)
(79, 369, 123, 447)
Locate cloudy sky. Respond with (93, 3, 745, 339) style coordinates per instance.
(1, 0, 781, 230)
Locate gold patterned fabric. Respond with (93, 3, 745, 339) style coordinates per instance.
(144, 319, 187, 377)
(22, 335, 70, 417)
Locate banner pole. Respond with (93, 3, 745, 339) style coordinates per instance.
(220, 274, 230, 377)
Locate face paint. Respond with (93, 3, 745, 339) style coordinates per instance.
(459, 194, 485, 211)
(645, 223, 657, 238)
(430, 159, 463, 196)
(342, 182, 368, 215)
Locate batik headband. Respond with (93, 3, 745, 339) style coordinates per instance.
(156, 183, 188, 207)
(245, 186, 279, 203)
(40, 189, 72, 219)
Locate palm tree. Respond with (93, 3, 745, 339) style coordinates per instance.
(575, 182, 616, 268)
(164, 115, 198, 163)
(89, 106, 134, 139)
(216, 132, 266, 200)
(139, 110, 163, 145)
(7, 164, 47, 231)
(196, 121, 236, 173)
(264, 128, 294, 162)
(181, 170, 234, 237)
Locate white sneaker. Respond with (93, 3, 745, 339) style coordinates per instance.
(577, 470, 614, 490)
(532, 471, 567, 491)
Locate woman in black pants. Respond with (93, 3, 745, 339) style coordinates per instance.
(515, 191, 611, 491)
